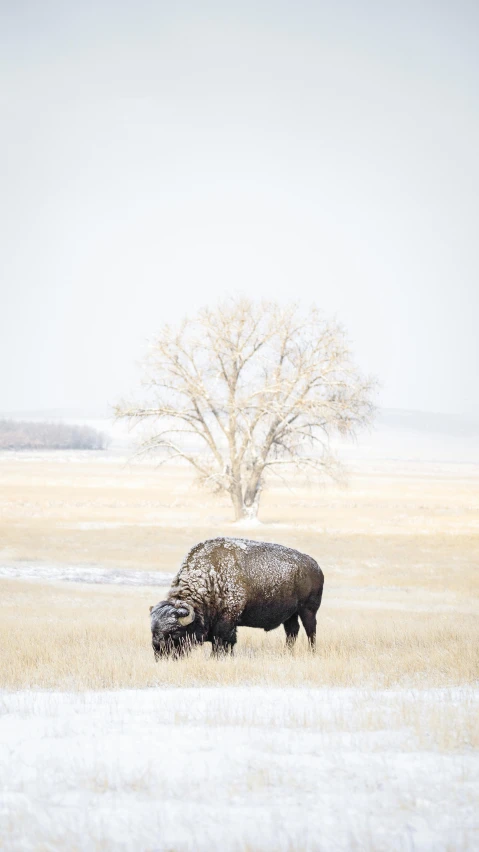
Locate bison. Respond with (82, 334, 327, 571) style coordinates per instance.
(149, 537, 324, 658)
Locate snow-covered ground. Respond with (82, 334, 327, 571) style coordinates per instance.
(0, 562, 172, 586)
(0, 687, 477, 851)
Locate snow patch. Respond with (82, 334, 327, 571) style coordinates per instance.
(0, 563, 172, 587)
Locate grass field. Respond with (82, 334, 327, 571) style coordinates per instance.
(1, 453, 478, 591)
(1, 451, 478, 690)
(1, 577, 478, 691)
(0, 450, 478, 850)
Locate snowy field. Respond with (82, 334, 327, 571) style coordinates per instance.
(1, 687, 477, 852)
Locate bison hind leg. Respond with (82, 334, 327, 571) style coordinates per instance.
(283, 613, 300, 650)
(299, 586, 323, 651)
(299, 605, 318, 651)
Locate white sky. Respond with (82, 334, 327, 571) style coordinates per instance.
(1, 0, 478, 415)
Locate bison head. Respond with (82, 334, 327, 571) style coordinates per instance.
(149, 600, 198, 659)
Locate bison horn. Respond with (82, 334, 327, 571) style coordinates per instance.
(177, 602, 195, 626)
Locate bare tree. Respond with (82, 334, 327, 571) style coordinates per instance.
(116, 299, 376, 521)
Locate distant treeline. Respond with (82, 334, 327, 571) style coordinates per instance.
(0, 420, 110, 450)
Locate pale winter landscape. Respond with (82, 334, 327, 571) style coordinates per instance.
(0, 412, 478, 850)
(2, 3, 479, 848)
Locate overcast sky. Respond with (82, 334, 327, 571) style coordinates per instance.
(1, 0, 478, 416)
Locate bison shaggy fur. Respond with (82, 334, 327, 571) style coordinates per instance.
(149, 537, 324, 658)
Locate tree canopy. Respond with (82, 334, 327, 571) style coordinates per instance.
(116, 299, 376, 520)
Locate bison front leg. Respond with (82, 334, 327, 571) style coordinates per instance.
(283, 613, 300, 650)
(211, 627, 237, 657)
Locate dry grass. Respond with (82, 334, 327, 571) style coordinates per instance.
(0, 454, 478, 694)
(1, 456, 478, 594)
(1, 578, 478, 691)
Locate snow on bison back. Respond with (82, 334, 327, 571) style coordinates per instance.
(149, 537, 324, 658)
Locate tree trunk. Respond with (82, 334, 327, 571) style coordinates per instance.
(230, 480, 246, 521)
(230, 473, 262, 521)
(231, 498, 260, 521)
(243, 470, 262, 517)
(242, 493, 260, 520)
